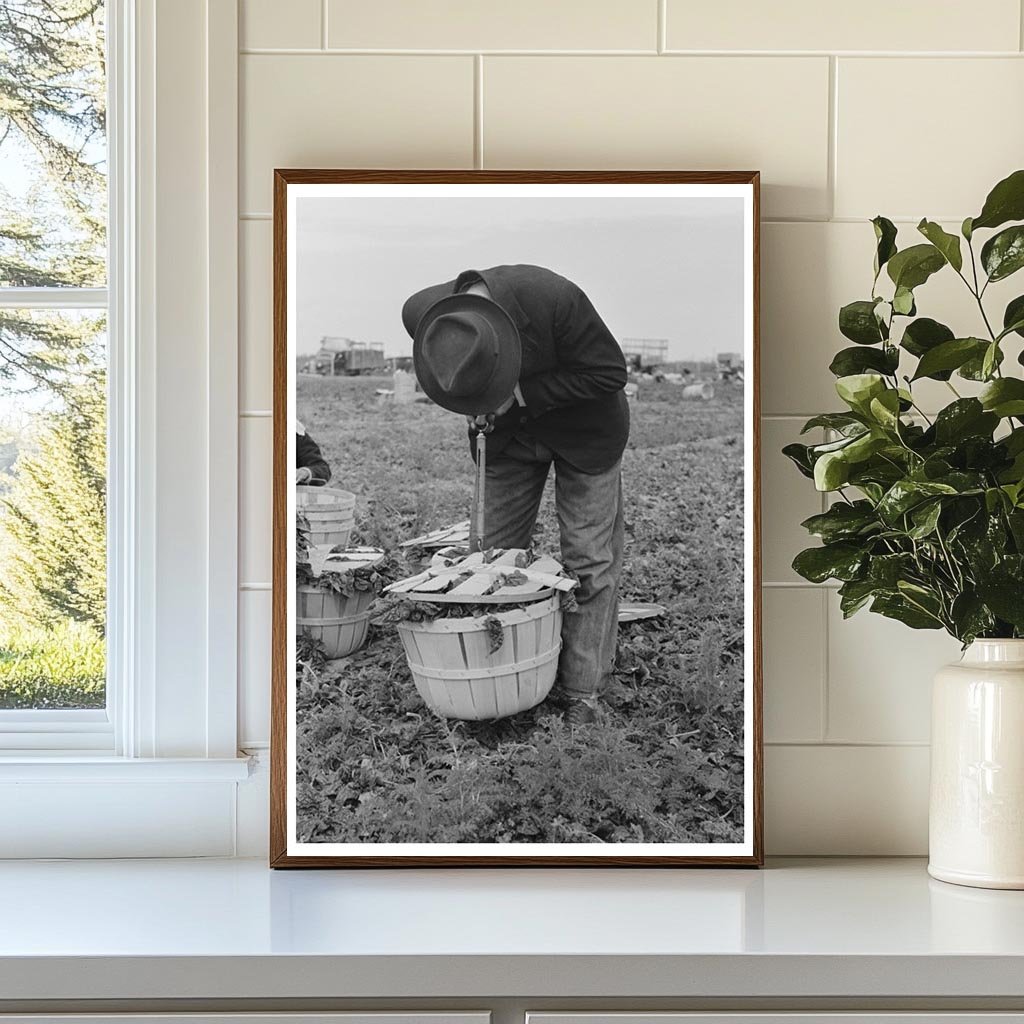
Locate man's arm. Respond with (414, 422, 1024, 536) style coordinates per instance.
(296, 432, 332, 484)
(517, 281, 627, 416)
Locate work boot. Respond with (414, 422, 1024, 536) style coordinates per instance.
(564, 694, 597, 726)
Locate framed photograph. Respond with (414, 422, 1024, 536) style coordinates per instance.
(271, 170, 762, 867)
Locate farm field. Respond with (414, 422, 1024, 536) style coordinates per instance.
(296, 373, 747, 845)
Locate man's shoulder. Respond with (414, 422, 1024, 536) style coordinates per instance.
(487, 264, 575, 292)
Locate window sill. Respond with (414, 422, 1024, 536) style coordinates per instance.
(0, 754, 252, 782)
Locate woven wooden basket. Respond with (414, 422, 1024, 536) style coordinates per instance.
(296, 586, 375, 659)
(397, 596, 562, 720)
(296, 485, 356, 548)
(296, 548, 383, 659)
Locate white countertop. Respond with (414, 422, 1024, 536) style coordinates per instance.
(1, 857, 1023, 1002)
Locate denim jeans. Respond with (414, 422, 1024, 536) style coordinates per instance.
(469, 435, 624, 697)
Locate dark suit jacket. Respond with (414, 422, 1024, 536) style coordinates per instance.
(296, 429, 331, 483)
(402, 265, 629, 473)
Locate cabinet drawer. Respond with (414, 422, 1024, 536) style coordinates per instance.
(528, 1016, 1024, 1024)
(0, 1016, 490, 1024)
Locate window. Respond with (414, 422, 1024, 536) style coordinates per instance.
(0, 1, 110, 741)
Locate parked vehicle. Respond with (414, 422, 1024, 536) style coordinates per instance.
(314, 337, 386, 376)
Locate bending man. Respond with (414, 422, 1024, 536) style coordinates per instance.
(402, 264, 629, 723)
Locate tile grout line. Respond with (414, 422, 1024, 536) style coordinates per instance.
(820, 587, 831, 742)
(766, 740, 931, 748)
(238, 214, 969, 225)
(1021, 0, 1024, 51)
(474, 54, 484, 169)
(827, 55, 838, 220)
(238, 47, 1024, 57)
(321, 0, 328, 50)
(657, 0, 666, 53)
(819, 428, 832, 742)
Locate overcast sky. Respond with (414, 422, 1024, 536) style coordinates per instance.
(295, 196, 745, 361)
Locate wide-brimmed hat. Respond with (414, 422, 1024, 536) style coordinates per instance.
(408, 292, 521, 416)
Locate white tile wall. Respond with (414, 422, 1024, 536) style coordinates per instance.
(326, 0, 658, 52)
(239, 220, 272, 412)
(235, 0, 1024, 854)
(483, 56, 831, 219)
(238, 591, 272, 748)
(240, 54, 475, 212)
(665, 0, 1021, 53)
(762, 588, 825, 744)
(239, 416, 272, 587)
(760, 419, 824, 583)
(241, 0, 321, 50)
(836, 58, 1024, 221)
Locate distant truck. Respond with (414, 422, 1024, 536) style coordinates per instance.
(314, 337, 386, 376)
(716, 351, 744, 383)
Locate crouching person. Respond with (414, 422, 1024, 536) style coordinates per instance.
(296, 421, 331, 485)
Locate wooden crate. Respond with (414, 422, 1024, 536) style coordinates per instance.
(296, 485, 356, 548)
(397, 597, 562, 721)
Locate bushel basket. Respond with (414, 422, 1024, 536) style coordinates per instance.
(397, 596, 562, 720)
(296, 547, 384, 659)
(296, 485, 356, 548)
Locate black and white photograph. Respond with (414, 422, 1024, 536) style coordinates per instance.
(273, 172, 761, 866)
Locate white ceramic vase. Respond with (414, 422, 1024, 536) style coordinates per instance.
(929, 639, 1024, 889)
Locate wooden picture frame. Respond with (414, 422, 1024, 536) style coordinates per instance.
(271, 170, 762, 867)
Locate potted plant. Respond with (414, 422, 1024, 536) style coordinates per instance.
(785, 169, 1024, 889)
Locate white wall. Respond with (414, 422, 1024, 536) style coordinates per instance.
(234, 0, 1024, 855)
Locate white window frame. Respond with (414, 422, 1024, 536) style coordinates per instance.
(0, 0, 249, 857)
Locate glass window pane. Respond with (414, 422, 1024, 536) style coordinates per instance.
(0, 309, 106, 709)
(0, 1, 107, 289)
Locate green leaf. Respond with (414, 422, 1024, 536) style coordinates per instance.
(892, 286, 916, 316)
(917, 218, 963, 272)
(960, 344, 1004, 381)
(871, 594, 943, 630)
(877, 479, 958, 524)
(782, 443, 814, 479)
(983, 342, 999, 382)
(800, 501, 879, 543)
(911, 338, 988, 381)
(933, 398, 998, 444)
(982, 341, 1000, 381)
(979, 377, 1024, 418)
(809, 434, 864, 456)
(839, 299, 887, 345)
(814, 450, 851, 491)
(845, 432, 888, 463)
(887, 243, 946, 291)
(981, 225, 1024, 282)
(908, 500, 942, 539)
(950, 592, 995, 644)
(900, 317, 955, 362)
(971, 168, 1024, 232)
(1003, 295, 1024, 339)
(829, 345, 899, 378)
(792, 543, 866, 584)
(872, 215, 898, 277)
(962, 216, 974, 241)
(800, 412, 866, 435)
(838, 578, 884, 618)
(868, 552, 915, 587)
(976, 577, 1024, 629)
(836, 373, 887, 412)
(868, 389, 902, 430)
